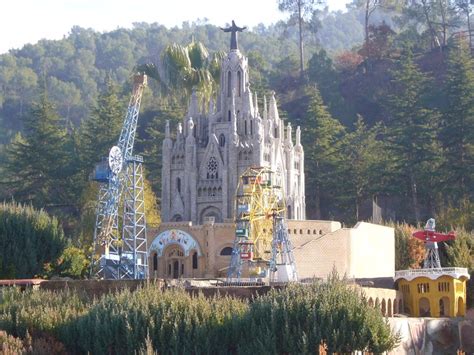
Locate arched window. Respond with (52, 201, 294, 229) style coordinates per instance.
(250, 120, 253, 135)
(207, 157, 218, 179)
(192, 252, 198, 269)
(171, 214, 183, 222)
(176, 177, 181, 193)
(227, 71, 232, 97)
(228, 110, 231, 122)
(244, 120, 247, 135)
(237, 71, 242, 97)
(219, 134, 226, 147)
(220, 247, 233, 256)
(153, 253, 158, 271)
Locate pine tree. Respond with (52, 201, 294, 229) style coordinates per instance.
(338, 116, 388, 221)
(440, 42, 474, 203)
(80, 78, 123, 173)
(385, 49, 441, 222)
(302, 86, 345, 219)
(445, 228, 474, 270)
(2, 90, 71, 206)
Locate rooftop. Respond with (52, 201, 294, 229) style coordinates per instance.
(394, 267, 470, 282)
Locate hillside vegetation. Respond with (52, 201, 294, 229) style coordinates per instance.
(0, 0, 472, 247)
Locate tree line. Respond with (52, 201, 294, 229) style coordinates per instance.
(0, 0, 472, 246)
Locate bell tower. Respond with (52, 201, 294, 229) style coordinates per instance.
(217, 21, 249, 120)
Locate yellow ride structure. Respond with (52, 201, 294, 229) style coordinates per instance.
(227, 166, 297, 282)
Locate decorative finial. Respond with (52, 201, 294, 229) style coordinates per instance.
(254, 91, 259, 117)
(263, 95, 268, 120)
(220, 20, 247, 50)
(187, 116, 194, 137)
(165, 120, 170, 138)
(296, 126, 301, 146)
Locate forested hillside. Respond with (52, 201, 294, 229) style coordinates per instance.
(0, 0, 473, 248)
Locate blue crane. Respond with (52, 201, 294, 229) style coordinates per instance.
(91, 74, 148, 279)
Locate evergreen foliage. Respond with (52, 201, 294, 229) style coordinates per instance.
(0, 277, 398, 354)
(445, 228, 474, 271)
(440, 42, 474, 203)
(338, 116, 388, 221)
(302, 86, 345, 219)
(79, 77, 124, 172)
(0, 202, 66, 278)
(2, 91, 76, 207)
(385, 48, 441, 222)
(0, 1, 472, 234)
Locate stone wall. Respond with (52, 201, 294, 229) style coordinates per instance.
(38, 279, 163, 297)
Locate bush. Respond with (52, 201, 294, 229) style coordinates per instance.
(0, 201, 66, 278)
(0, 278, 398, 354)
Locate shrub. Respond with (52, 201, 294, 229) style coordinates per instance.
(0, 201, 66, 278)
(0, 279, 398, 354)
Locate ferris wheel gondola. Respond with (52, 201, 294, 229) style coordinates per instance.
(227, 166, 297, 283)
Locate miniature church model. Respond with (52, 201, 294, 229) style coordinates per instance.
(148, 22, 396, 283)
(160, 24, 305, 225)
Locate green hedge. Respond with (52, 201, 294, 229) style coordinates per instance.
(0, 279, 398, 354)
(0, 201, 66, 278)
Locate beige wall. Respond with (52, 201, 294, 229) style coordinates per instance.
(348, 222, 395, 278)
(148, 220, 395, 281)
(292, 227, 351, 280)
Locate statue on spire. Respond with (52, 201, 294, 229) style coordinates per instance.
(220, 20, 246, 50)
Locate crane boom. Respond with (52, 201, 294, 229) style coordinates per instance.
(91, 74, 148, 280)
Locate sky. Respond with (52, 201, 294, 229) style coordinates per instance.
(0, 0, 350, 54)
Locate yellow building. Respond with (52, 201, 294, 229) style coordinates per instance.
(395, 268, 470, 317)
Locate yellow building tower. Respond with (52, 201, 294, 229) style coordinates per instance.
(394, 219, 470, 317)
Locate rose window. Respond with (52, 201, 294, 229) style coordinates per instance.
(207, 157, 218, 179)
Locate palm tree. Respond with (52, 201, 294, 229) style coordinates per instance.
(138, 41, 225, 104)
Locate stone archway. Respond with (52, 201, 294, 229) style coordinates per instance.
(165, 245, 185, 278)
(457, 297, 464, 317)
(199, 206, 222, 224)
(439, 297, 450, 317)
(419, 297, 431, 317)
(381, 299, 387, 316)
(149, 229, 202, 278)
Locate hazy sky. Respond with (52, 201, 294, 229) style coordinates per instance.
(0, 0, 350, 54)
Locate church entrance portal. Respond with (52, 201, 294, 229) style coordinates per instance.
(166, 246, 185, 279)
(149, 229, 203, 279)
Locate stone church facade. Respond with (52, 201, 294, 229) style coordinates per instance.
(160, 45, 305, 224)
(148, 28, 395, 282)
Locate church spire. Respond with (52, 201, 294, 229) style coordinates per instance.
(263, 95, 268, 120)
(188, 88, 199, 119)
(296, 126, 302, 147)
(269, 91, 279, 122)
(254, 91, 259, 117)
(286, 122, 293, 147)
